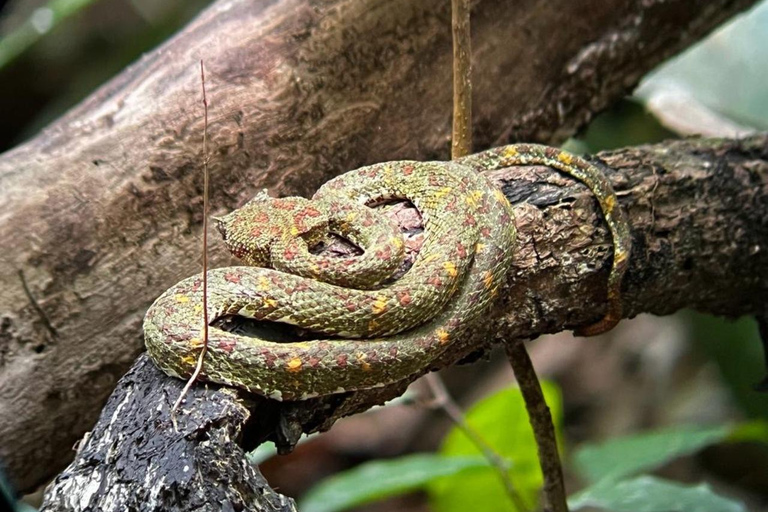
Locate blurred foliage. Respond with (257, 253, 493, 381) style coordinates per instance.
(299, 455, 493, 512)
(637, 2, 768, 131)
(686, 313, 768, 419)
(0, 0, 212, 151)
(428, 383, 562, 512)
(573, 424, 733, 485)
(569, 423, 768, 511)
(300, 383, 562, 512)
(0, 0, 99, 70)
(570, 476, 746, 512)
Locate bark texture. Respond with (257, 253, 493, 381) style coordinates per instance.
(41, 135, 768, 510)
(0, 0, 761, 494)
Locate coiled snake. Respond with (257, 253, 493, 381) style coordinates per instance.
(144, 144, 631, 400)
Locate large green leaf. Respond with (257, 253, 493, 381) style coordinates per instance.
(569, 475, 746, 512)
(574, 424, 731, 484)
(299, 454, 491, 512)
(429, 382, 563, 512)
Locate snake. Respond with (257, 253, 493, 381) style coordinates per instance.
(143, 144, 632, 401)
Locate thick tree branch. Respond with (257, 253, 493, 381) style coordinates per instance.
(0, 0, 760, 493)
(40, 135, 768, 510)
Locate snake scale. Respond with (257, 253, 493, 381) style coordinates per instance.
(144, 144, 631, 400)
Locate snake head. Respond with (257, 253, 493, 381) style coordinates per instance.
(216, 191, 328, 268)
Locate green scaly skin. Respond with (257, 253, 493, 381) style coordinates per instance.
(143, 144, 632, 400)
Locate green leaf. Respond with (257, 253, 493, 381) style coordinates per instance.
(728, 419, 768, 444)
(574, 424, 731, 484)
(429, 382, 563, 512)
(299, 454, 490, 512)
(569, 475, 746, 512)
(685, 313, 768, 419)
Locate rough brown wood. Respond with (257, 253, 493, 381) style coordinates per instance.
(0, 0, 760, 494)
(40, 135, 768, 511)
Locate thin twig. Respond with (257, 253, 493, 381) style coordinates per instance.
(424, 374, 531, 512)
(451, 0, 472, 159)
(171, 60, 211, 426)
(444, 3, 528, 508)
(505, 340, 569, 512)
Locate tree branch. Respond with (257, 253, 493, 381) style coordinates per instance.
(40, 135, 768, 510)
(0, 0, 760, 493)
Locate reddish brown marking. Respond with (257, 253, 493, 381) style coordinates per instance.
(345, 301, 358, 312)
(262, 350, 278, 367)
(456, 242, 467, 258)
(463, 214, 477, 227)
(224, 271, 241, 284)
(427, 275, 442, 287)
(273, 199, 298, 210)
(309, 357, 321, 368)
(302, 206, 321, 217)
(283, 244, 298, 260)
(375, 246, 391, 259)
(397, 290, 412, 306)
(336, 354, 349, 368)
(217, 339, 237, 353)
(481, 227, 491, 237)
(402, 164, 414, 176)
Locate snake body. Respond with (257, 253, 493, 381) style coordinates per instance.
(144, 144, 631, 400)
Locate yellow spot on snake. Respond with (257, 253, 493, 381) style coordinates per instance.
(422, 253, 439, 263)
(494, 189, 507, 204)
(557, 151, 573, 165)
(263, 297, 278, 308)
(286, 358, 303, 372)
(465, 190, 484, 208)
(391, 236, 404, 248)
(258, 276, 271, 291)
(434, 186, 453, 200)
(372, 295, 389, 314)
(604, 194, 616, 212)
(189, 337, 204, 348)
(290, 225, 300, 236)
(436, 329, 450, 344)
(356, 353, 372, 371)
(476, 242, 486, 254)
(503, 146, 519, 158)
(174, 294, 190, 303)
(193, 304, 203, 315)
(483, 271, 494, 289)
(443, 261, 458, 277)
(181, 355, 197, 367)
(346, 211, 358, 222)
